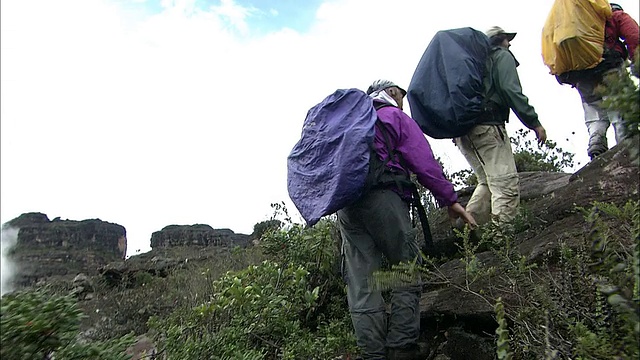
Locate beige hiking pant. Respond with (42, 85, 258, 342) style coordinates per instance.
(454, 124, 520, 225)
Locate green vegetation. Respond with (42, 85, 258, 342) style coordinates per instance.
(0, 288, 134, 360)
(447, 129, 575, 190)
(86, 245, 267, 341)
(3, 191, 636, 359)
(374, 200, 639, 359)
(147, 208, 356, 359)
(510, 128, 575, 173)
(601, 52, 640, 138)
(494, 297, 512, 360)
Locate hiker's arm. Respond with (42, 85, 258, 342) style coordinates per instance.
(494, 51, 542, 130)
(389, 110, 458, 207)
(615, 12, 639, 60)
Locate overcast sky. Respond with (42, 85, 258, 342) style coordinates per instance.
(2, 0, 638, 255)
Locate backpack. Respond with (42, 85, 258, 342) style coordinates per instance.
(542, 0, 612, 76)
(406, 27, 491, 139)
(287, 89, 435, 251)
(287, 89, 378, 227)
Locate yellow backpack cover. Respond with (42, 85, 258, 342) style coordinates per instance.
(541, 0, 612, 75)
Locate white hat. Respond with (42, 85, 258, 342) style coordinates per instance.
(366, 79, 407, 96)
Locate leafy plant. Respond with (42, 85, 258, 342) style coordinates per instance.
(442, 129, 575, 192)
(510, 128, 575, 173)
(450, 168, 478, 188)
(600, 50, 639, 138)
(495, 297, 512, 360)
(371, 200, 639, 359)
(252, 219, 283, 240)
(149, 207, 357, 359)
(509, 201, 639, 358)
(0, 288, 134, 360)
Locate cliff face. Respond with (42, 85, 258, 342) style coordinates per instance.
(150, 224, 251, 248)
(2, 212, 254, 290)
(4, 213, 127, 287)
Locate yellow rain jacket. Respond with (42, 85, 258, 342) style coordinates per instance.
(541, 0, 612, 75)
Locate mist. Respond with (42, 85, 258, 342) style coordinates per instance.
(1, 226, 19, 296)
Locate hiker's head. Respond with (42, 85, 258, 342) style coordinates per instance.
(366, 79, 407, 109)
(486, 26, 516, 48)
(610, 3, 623, 12)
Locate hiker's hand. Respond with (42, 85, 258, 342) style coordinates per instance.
(448, 203, 477, 229)
(534, 126, 547, 146)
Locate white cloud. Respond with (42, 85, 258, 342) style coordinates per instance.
(209, 0, 257, 35)
(1, 227, 19, 296)
(1, 0, 637, 255)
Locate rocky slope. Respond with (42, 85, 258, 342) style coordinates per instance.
(416, 136, 639, 358)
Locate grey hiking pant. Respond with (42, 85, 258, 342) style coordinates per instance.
(575, 67, 627, 158)
(337, 189, 422, 360)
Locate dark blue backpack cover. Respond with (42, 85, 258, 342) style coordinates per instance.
(287, 89, 377, 227)
(407, 27, 491, 139)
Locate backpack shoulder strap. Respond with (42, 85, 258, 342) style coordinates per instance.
(373, 111, 410, 179)
(369, 107, 435, 255)
(373, 101, 394, 111)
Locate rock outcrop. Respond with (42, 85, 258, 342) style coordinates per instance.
(150, 224, 251, 248)
(417, 136, 639, 359)
(3, 213, 127, 288)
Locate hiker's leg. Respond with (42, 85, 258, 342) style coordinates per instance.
(576, 77, 609, 159)
(365, 190, 421, 350)
(583, 101, 611, 158)
(470, 125, 519, 223)
(455, 131, 491, 225)
(608, 109, 627, 144)
(338, 195, 387, 360)
(604, 67, 629, 145)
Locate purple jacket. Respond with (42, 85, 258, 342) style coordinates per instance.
(374, 105, 458, 207)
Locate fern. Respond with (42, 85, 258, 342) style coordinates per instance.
(495, 297, 513, 360)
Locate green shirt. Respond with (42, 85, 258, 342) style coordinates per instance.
(483, 46, 541, 129)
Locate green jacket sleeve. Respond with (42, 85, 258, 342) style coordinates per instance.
(493, 49, 542, 129)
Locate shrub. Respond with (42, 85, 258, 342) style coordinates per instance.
(0, 288, 134, 360)
(510, 128, 575, 172)
(443, 129, 575, 191)
(149, 211, 357, 359)
(252, 219, 283, 240)
(601, 51, 639, 138)
(372, 200, 639, 359)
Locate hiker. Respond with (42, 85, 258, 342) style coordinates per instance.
(556, 3, 639, 160)
(337, 79, 476, 360)
(453, 27, 547, 226)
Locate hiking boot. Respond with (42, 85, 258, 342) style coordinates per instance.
(386, 344, 429, 360)
(589, 150, 603, 160)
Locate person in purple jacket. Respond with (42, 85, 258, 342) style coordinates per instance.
(337, 80, 476, 360)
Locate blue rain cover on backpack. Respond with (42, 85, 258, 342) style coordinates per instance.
(287, 89, 378, 227)
(407, 27, 490, 139)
